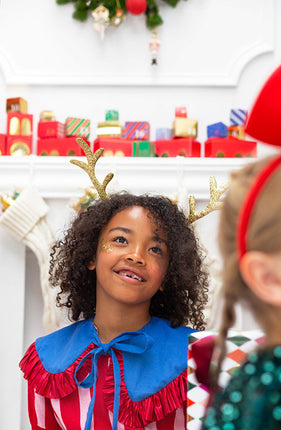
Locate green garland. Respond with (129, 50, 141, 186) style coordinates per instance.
(56, 0, 186, 30)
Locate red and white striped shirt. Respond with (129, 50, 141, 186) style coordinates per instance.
(27, 354, 187, 430)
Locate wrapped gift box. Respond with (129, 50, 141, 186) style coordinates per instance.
(154, 138, 201, 157)
(230, 109, 247, 126)
(122, 121, 150, 141)
(175, 106, 187, 118)
(155, 128, 172, 140)
(65, 117, 90, 139)
(37, 137, 86, 156)
(207, 122, 228, 138)
(0, 134, 7, 155)
(37, 121, 65, 139)
(173, 118, 198, 138)
(187, 329, 265, 429)
(6, 97, 28, 113)
(40, 110, 56, 121)
(204, 137, 257, 158)
(105, 110, 119, 121)
(132, 141, 155, 157)
(97, 121, 122, 137)
(93, 137, 132, 156)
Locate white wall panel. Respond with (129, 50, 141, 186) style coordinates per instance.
(0, 0, 275, 85)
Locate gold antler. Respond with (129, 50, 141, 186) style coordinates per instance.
(70, 138, 114, 200)
(187, 176, 229, 224)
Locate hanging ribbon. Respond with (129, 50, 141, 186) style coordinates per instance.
(74, 330, 154, 430)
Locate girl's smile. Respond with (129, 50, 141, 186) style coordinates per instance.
(89, 206, 169, 309)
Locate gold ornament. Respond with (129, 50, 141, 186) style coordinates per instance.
(91, 5, 110, 40)
(111, 9, 125, 27)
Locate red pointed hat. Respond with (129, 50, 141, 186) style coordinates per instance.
(245, 64, 281, 147)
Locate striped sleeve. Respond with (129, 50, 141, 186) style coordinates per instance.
(28, 383, 62, 430)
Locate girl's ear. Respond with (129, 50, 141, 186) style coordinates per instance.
(88, 260, 96, 271)
(240, 251, 281, 306)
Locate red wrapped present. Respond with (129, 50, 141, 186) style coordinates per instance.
(175, 106, 187, 118)
(122, 121, 150, 140)
(204, 137, 257, 158)
(93, 137, 132, 156)
(38, 121, 65, 139)
(154, 137, 201, 157)
(65, 117, 90, 139)
(0, 134, 6, 155)
(37, 137, 87, 156)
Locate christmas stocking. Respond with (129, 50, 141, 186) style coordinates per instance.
(0, 186, 62, 332)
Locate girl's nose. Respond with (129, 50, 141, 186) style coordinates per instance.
(125, 249, 145, 265)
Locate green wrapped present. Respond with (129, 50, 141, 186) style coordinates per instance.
(133, 141, 155, 157)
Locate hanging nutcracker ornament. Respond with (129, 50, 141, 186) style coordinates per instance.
(149, 28, 160, 65)
(91, 4, 110, 40)
(125, 0, 147, 15)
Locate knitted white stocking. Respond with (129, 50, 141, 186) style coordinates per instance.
(0, 186, 63, 332)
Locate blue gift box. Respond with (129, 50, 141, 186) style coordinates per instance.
(207, 122, 228, 138)
(230, 109, 247, 126)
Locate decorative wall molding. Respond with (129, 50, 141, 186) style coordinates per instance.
(0, 0, 275, 87)
(0, 156, 252, 199)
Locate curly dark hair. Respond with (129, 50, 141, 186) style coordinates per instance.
(49, 192, 209, 330)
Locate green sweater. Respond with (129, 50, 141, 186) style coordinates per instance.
(202, 346, 281, 430)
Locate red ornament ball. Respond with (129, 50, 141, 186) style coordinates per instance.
(125, 0, 147, 15)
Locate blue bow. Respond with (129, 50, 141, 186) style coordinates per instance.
(74, 330, 154, 430)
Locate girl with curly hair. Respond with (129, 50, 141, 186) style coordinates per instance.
(20, 191, 209, 430)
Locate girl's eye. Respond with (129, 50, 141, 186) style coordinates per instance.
(150, 246, 162, 255)
(113, 236, 127, 244)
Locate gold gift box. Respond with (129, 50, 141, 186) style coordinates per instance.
(97, 120, 122, 137)
(173, 118, 198, 138)
(6, 97, 28, 114)
(40, 110, 56, 122)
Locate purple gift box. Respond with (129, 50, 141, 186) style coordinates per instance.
(155, 128, 172, 140)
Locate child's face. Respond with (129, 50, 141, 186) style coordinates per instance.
(89, 206, 169, 309)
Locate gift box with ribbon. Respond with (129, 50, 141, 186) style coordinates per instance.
(122, 121, 150, 140)
(65, 117, 91, 139)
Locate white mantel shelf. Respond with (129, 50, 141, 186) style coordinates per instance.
(0, 156, 253, 200)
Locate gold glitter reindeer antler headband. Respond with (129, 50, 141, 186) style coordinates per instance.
(187, 176, 229, 224)
(70, 138, 228, 223)
(70, 138, 114, 200)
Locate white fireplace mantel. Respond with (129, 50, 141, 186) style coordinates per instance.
(0, 156, 252, 199)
